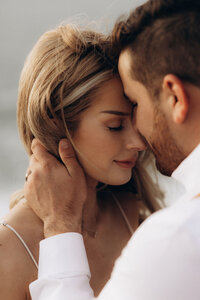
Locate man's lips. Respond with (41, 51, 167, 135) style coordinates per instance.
(114, 159, 137, 169)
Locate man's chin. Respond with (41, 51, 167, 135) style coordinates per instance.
(156, 161, 173, 176)
(155, 157, 183, 177)
(149, 146, 175, 176)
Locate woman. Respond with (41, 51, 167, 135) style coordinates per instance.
(0, 23, 160, 299)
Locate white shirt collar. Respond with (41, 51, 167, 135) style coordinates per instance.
(172, 144, 200, 193)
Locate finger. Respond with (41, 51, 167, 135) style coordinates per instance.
(25, 155, 38, 182)
(29, 153, 39, 172)
(31, 139, 57, 166)
(29, 154, 38, 169)
(25, 168, 32, 181)
(59, 139, 81, 177)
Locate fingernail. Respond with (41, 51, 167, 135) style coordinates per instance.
(60, 139, 70, 149)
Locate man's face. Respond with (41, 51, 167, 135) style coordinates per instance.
(118, 49, 185, 176)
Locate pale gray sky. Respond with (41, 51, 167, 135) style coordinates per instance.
(0, 0, 144, 95)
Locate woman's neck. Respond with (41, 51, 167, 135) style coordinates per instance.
(82, 176, 99, 237)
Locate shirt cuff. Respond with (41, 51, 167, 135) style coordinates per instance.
(38, 232, 91, 279)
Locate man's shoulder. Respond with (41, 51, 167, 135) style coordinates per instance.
(128, 196, 200, 251)
(111, 198, 200, 300)
(114, 197, 200, 280)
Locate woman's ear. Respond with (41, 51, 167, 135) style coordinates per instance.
(162, 74, 189, 124)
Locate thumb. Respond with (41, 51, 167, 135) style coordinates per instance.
(59, 139, 81, 176)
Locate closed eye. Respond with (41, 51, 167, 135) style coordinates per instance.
(108, 124, 124, 131)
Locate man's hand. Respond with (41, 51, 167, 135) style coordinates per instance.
(24, 139, 87, 238)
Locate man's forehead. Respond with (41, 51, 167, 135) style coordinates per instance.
(118, 49, 133, 77)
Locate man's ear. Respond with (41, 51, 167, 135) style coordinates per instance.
(162, 74, 189, 124)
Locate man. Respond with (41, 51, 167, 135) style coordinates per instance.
(26, 0, 200, 299)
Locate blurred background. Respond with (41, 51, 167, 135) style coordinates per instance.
(0, 0, 146, 217)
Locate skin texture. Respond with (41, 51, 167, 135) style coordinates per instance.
(73, 77, 145, 186)
(148, 107, 184, 175)
(118, 49, 200, 175)
(0, 201, 43, 300)
(0, 78, 145, 298)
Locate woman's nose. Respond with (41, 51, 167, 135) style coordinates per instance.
(126, 127, 147, 151)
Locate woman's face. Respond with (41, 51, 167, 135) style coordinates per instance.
(73, 77, 147, 186)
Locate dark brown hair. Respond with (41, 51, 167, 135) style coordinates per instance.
(112, 0, 200, 97)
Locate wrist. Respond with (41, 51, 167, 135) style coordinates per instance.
(43, 219, 82, 238)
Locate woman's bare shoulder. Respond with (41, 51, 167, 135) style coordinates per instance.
(3, 199, 44, 249)
(0, 200, 43, 299)
(0, 224, 31, 299)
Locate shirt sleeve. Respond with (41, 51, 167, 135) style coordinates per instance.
(99, 204, 200, 300)
(30, 204, 200, 300)
(29, 232, 95, 300)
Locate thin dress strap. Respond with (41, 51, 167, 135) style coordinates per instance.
(109, 191, 134, 235)
(0, 220, 38, 269)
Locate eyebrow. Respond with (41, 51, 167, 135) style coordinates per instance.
(100, 110, 130, 116)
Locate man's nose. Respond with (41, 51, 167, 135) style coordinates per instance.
(126, 127, 148, 151)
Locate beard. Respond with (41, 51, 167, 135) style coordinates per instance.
(149, 107, 186, 176)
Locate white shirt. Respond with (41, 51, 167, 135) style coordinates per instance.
(30, 144, 200, 300)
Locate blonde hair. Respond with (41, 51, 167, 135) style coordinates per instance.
(11, 23, 163, 216)
(18, 24, 116, 156)
(10, 24, 117, 207)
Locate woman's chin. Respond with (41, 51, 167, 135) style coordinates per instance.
(87, 170, 132, 187)
(103, 174, 132, 186)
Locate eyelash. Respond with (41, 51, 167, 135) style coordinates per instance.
(108, 124, 124, 131)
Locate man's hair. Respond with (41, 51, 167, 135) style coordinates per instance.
(112, 0, 200, 97)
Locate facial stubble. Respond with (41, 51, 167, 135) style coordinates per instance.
(149, 107, 185, 176)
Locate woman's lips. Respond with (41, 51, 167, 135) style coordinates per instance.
(114, 159, 137, 169)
